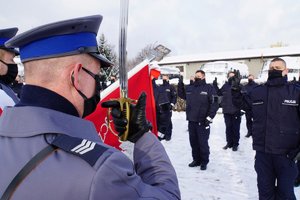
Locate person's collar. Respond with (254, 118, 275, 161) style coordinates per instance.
(266, 76, 287, 86)
(248, 80, 255, 85)
(162, 80, 169, 85)
(16, 85, 79, 117)
(194, 78, 206, 86)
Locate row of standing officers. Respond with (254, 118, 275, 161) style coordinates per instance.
(169, 59, 299, 199)
(154, 70, 256, 171)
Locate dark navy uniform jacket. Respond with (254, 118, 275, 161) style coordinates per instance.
(241, 81, 258, 113)
(217, 82, 240, 115)
(178, 79, 218, 123)
(152, 79, 160, 111)
(0, 85, 180, 200)
(157, 81, 177, 109)
(243, 77, 300, 155)
(242, 80, 258, 94)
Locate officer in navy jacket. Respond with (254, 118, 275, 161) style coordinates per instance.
(296, 161, 300, 187)
(0, 27, 20, 114)
(213, 71, 242, 151)
(242, 74, 258, 138)
(233, 57, 300, 200)
(151, 76, 161, 137)
(178, 70, 218, 170)
(156, 74, 177, 141)
(0, 15, 180, 200)
(295, 80, 300, 188)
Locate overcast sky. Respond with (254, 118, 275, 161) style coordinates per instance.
(1, 0, 300, 59)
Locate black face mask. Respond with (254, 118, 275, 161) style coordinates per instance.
(228, 77, 234, 84)
(162, 79, 168, 85)
(73, 67, 101, 118)
(190, 80, 194, 85)
(194, 78, 205, 86)
(194, 77, 201, 82)
(0, 60, 18, 85)
(248, 79, 253, 83)
(268, 69, 282, 80)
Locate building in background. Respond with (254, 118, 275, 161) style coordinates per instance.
(158, 46, 300, 83)
(257, 56, 300, 83)
(200, 61, 249, 85)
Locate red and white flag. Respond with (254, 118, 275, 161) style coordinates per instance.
(0, 90, 16, 116)
(85, 60, 158, 150)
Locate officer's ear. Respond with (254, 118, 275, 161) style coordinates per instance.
(70, 64, 82, 90)
(282, 68, 288, 76)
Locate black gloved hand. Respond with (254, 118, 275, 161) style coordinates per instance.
(240, 111, 245, 116)
(170, 103, 175, 110)
(178, 75, 184, 84)
(213, 77, 218, 87)
(204, 117, 213, 127)
(231, 70, 242, 91)
(101, 92, 152, 143)
(287, 147, 300, 161)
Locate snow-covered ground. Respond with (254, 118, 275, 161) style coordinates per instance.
(162, 111, 300, 200)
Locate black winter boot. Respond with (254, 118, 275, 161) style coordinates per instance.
(188, 161, 200, 167)
(223, 143, 233, 150)
(295, 177, 300, 187)
(245, 132, 252, 138)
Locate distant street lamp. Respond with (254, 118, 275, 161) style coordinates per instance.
(152, 44, 171, 61)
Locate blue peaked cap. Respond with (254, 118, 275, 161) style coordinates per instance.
(0, 27, 19, 54)
(5, 15, 112, 68)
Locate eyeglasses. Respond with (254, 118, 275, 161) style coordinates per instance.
(81, 67, 101, 91)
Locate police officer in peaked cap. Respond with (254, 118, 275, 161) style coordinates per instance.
(0, 15, 180, 200)
(0, 27, 20, 114)
(0, 27, 19, 54)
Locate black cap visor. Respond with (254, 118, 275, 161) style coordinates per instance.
(0, 46, 19, 55)
(77, 46, 113, 68)
(89, 52, 113, 68)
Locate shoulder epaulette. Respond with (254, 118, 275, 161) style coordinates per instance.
(51, 134, 109, 167)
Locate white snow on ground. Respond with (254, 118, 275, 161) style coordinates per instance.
(162, 111, 300, 200)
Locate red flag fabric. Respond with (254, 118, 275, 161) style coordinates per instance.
(85, 60, 158, 150)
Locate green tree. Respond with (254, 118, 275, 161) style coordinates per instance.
(98, 33, 118, 82)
